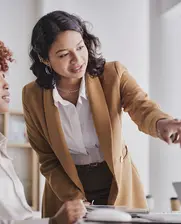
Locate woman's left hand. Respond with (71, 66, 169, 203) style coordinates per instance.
(156, 119, 181, 146)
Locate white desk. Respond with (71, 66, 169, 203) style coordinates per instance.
(77, 212, 181, 223)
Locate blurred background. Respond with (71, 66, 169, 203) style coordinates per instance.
(1, 0, 181, 213)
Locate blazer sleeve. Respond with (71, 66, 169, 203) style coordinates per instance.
(115, 61, 172, 137)
(22, 87, 85, 202)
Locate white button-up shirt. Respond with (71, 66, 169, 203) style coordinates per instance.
(0, 133, 49, 224)
(53, 76, 104, 165)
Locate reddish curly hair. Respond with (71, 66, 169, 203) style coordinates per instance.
(0, 41, 13, 72)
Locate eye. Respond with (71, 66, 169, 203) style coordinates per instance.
(2, 74, 5, 78)
(59, 53, 69, 58)
(77, 46, 84, 51)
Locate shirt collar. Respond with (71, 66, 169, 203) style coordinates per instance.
(53, 86, 69, 107)
(0, 132, 7, 147)
(53, 76, 87, 107)
(79, 75, 87, 100)
(0, 132, 12, 159)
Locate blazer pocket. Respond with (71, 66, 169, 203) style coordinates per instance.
(120, 145, 128, 163)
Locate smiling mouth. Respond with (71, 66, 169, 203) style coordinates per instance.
(2, 95, 10, 103)
(71, 64, 85, 73)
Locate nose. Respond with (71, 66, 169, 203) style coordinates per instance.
(71, 52, 81, 65)
(3, 79, 9, 90)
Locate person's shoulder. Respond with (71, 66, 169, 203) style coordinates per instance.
(23, 81, 40, 92)
(22, 81, 44, 106)
(103, 61, 127, 77)
(22, 81, 43, 97)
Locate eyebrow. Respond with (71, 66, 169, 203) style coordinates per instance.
(56, 40, 83, 54)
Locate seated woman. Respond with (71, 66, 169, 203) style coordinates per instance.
(0, 40, 86, 224)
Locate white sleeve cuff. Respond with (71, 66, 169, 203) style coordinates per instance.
(14, 218, 50, 224)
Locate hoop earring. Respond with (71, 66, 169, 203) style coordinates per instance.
(45, 66, 52, 75)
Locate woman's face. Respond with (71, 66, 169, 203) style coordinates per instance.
(48, 30, 88, 79)
(0, 71, 10, 113)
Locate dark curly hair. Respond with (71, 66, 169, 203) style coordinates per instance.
(0, 41, 13, 72)
(30, 10, 106, 89)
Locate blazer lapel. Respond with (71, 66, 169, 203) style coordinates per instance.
(86, 75, 115, 175)
(43, 89, 84, 192)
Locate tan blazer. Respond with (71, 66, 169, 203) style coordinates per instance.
(22, 61, 170, 218)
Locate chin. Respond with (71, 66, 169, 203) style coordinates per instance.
(79, 68, 87, 77)
(71, 72, 85, 79)
(0, 106, 9, 113)
(78, 72, 85, 78)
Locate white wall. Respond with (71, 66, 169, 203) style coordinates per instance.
(0, 0, 37, 111)
(160, 0, 181, 14)
(39, 0, 150, 194)
(150, 0, 181, 211)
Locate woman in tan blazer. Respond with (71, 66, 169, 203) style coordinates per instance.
(22, 11, 181, 218)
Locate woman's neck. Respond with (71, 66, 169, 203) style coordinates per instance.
(56, 77, 82, 90)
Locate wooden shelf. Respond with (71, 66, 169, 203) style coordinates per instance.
(7, 111, 23, 116)
(7, 143, 31, 148)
